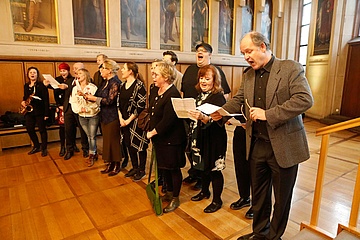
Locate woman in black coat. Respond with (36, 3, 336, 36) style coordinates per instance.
(188, 65, 227, 213)
(21, 66, 50, 157)
(147, 61, 186, 213)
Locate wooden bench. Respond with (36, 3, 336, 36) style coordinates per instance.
(0, 125, 61, 152)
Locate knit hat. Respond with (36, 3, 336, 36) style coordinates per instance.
(58, 62, 70, 71)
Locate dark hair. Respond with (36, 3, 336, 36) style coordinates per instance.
(195, 65, 223, 94)
(246, 31, 271, 50)
(97, 53, 108, 60)
(162, 51, 178, 65)
(125, 62, 144, 82)
(195, 42, 213, 53)
(26, 66, 42, 84)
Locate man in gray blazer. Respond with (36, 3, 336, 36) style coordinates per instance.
(211, 31, 313, 240)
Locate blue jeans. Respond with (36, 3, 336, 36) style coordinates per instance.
(78, 115, 100, 154)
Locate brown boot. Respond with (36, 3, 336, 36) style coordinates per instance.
(164, 197, 180, 213)
(33, 3, 45, 29)
(25, 2, 35, 32)
(100, 162, 115, 174)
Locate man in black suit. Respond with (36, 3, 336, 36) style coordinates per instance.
(92, 54, 107, 87)
(60, 62, 89, 160)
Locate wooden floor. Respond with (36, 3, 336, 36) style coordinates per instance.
(0, 118, 360, 240)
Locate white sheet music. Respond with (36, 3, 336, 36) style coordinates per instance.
(196, 103, 243, 116)
(43, 74, 60, 89)
(171, 98, 196, 121)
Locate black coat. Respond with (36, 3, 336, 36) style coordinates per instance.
(23, 81, 50, 117)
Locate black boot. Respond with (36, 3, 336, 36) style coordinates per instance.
(59, 146, 66, 157)
(108, 162, 121, 176)
(100, 162, 115, 174)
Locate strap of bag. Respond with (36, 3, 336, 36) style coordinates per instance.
(153, 148, 159, 198)
(148, 146, 154, 184)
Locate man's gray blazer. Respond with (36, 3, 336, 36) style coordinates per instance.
(223, 58, 314, 168)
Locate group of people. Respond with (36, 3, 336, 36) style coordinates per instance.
(21, 31, 314, 240)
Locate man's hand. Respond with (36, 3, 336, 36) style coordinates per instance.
(249, 107, 266, 121)
(210, 111, 222, 121)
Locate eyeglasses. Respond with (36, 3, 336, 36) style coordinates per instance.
(240, 99, 252, 121)
(196, 48, 208, 53)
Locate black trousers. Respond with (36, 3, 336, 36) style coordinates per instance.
(233, 126, 251, 199)
(25, 114, 47, 150)
(64, 107, 89, 152)
(250, 138, 298, 240)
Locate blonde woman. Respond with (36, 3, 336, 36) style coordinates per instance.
(70, 68, 100, 167)
(86, 59, 122, 176)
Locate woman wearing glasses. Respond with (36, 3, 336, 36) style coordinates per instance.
(188, 64, 227, 213)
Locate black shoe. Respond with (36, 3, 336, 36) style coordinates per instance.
(191, 191, 211, 201)
(101, 162, 115, 174)
(204, 201, 222, 213)
(41, 149, 48, 157)
(64, 151, 74, 160)
(59, 146, 66, 157)
(74, 145, 80, 152)
(108, 162, 121, 176)
(245, 207, 253, 219)
(237, 233, 265, 240)
(163, 197, 180, 213)
(183, 176, 197, 184)
(28, 147, 41, 155)
(83, 150, 89, 158)
(230, 197, 251, 210)
(125, 168, 137, 177)
(192, 179, 202, 191)
(133, 170, 146, 181)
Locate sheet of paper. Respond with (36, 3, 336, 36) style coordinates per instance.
(42, 74, 60, 89)
(196, 103, 243, 116)
(228, 116, 246, 126)
(171, 98, 196, 121)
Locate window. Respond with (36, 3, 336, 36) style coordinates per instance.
(298, 0, 312, 70)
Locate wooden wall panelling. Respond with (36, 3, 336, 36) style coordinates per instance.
(24, 62, 56, 103)
(180, 64, 190, 75)
(221, 66, 233, 98)
(231, 67, 244, 98)
(0, 62, 25, 115)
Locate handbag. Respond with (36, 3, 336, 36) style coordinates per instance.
(146, 147, 163, 216)
(137, 109, 150, 131)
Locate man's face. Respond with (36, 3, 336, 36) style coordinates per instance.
(196, 46, 211, 67)
(162, 55, 174, 65)
(96, 56, 104, 66)
(240, 35, 267, 70)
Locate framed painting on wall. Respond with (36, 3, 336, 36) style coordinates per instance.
(121, 0, 147, 48)
(313, 0, 334, 55)
(10, 0, 58, 43)
(241, 0, 254, 37)
(260, 0, 272, 43)
(160, 0, 181, 51)
(191, 0, 209, 51)
(218, 0, 234, 54)
(73, 0, 107, 46)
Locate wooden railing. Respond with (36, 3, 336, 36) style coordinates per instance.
(303, 117, 360, 236)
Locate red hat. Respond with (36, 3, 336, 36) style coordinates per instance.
(58, 62, 70, 71)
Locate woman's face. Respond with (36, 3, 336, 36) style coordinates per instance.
(28, 69, 38, 81)
(77, 70, 86, 83)
(150, 62, 158, 80)
(60, 69, 69, 78)
(100, 65, 111, 79)
(153, 67, 167, 88)
(199, 69, 214, 92)
(121, 63, 132, 80)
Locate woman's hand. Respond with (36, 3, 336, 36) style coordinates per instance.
(188, 110, 202, 120)
(21, 101, 26, 107)
(44, 116, 49, 120)
(58, 83, 68, 90)
(146, 129, 157, 139)
(119, 118, 126, 127)
(84, 93, 96, 101)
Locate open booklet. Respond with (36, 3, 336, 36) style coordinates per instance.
(42, 74, 60, 89)
(171, 98, 197, 121)
(197, 103, 246, 124)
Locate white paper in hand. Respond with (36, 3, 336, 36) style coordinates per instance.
(196, 103, 243, 116)
(43, 74, 60, 89)
(171, 98, 196, 121)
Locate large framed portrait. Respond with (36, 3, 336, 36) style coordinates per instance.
(260, 0, 272, 43)
(191, 0, 209, 50)
(10, 0, 58, 43)
(121, 0, 147, 48)
(218, 0, 234, 54)
(160, 0, 181, 51)
(73, 0, 107, 46)
(313, 0, 334, 55)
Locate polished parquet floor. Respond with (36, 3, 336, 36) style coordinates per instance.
(0, 118, 360, 240)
